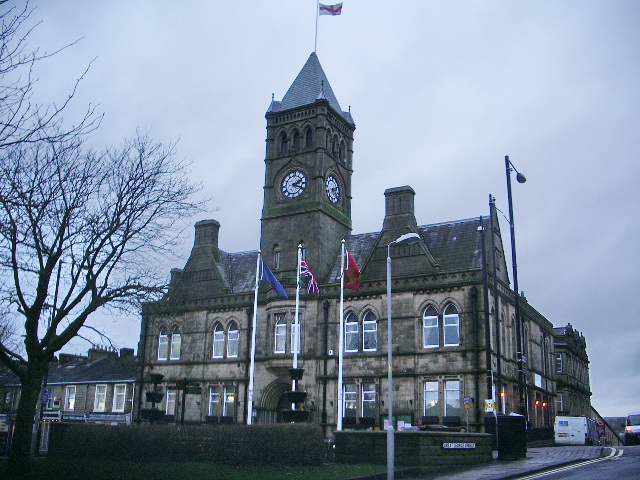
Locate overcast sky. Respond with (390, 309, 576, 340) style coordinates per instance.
(12, 0, 640, 417)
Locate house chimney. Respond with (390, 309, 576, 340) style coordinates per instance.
(383, 186, 418, 232)
(194, 219, 220, 247)
(88, 345, 118, 363)
(58, 353, 85, 365)
(119, 348, 135, 358)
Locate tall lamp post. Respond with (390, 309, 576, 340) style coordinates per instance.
(505, 155, 527, 418)
(386, 232, 420, 480)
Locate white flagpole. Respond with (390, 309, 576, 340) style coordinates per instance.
(314, 1, 319, 53)
(293, 245, 302, 391)
(247, 251, 261, 425)
(337, 240, 346, 430)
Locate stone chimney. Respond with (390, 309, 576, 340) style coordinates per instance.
(88, 345, 119, 363)
(119, 348, 135, 358)
(194, 219, 220, 247)
(58, 353, 85, 365)
(383, 186, 418, 232)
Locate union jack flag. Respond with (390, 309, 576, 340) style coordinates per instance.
(300, 260, 320, 294)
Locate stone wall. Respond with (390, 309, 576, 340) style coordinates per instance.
(334, 430, 492, 467)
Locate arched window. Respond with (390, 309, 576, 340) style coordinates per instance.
(279, 132, 288, 155)
(273, 244, 281, 270)
(305, 127, 313, 148)
(332, 135, 339, 156)
(170, 327, 182, 360)
(213, 323, 224, 358)
(339, 140, 346, 162)
(227, 321, 239, 358)
(158, 329, 169, 360)
(443, 304, 460, 346)
(423, 305, 439, 348)
(362, 311, 377, 351)
(292, 130, 300, 152)
(275, 314, 286, 354)
(345, 312, 359, 352)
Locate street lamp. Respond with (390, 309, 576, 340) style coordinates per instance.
(386, 232, 420, 480)
(505, 155, 527, 418)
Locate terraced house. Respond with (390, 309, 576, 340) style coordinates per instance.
(136, 52, 590, 435)
(0, 346, 137, 453)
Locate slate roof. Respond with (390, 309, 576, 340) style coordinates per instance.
(165, 216, 490, 301)
(328, 217, 488, 283)
(0, 355, 138, 387)
(220, 249, 259, 293)
(267, 53, 354, 124)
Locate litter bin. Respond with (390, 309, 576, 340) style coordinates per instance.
(497, 414, 527, 460)
(484, 414, 498, 450)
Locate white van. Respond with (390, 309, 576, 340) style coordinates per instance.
(625, 412, 640, 445)
(554, 416, 598, 445)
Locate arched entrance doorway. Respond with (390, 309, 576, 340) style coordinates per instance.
(255, 380, 290, 424)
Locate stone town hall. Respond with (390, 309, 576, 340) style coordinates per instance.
(137, 53, 589, 434)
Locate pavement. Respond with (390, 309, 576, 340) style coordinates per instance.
(347, 446, 610, 480)
(400, 445, 608, 480)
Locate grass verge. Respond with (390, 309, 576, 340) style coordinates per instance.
(0, 459, 385, 480)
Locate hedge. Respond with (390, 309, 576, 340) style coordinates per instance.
(48, 423, 325, 466)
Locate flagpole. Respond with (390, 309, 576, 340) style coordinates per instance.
(337, 240, 346, 430)
(314, 1, 319, 53)
(247, 251, 261, 425)
(293, 245, 302, 393)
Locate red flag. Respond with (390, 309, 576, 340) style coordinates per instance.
(344, 252, 362, 290)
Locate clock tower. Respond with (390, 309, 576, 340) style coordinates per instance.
(260, 53, 355, 284)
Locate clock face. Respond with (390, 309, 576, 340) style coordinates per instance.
(325, 175, 340, 204)
(281, 170, 307, 198)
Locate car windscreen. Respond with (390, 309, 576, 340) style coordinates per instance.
(627, 415, 640, 426)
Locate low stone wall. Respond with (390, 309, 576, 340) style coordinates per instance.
(334, 431, 492, 467)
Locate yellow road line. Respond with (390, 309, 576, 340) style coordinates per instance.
(515, 448, 622, 479)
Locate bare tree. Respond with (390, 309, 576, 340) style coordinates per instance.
(0, 5, 203, 474)
(0, 2, 99, 148)
(0, 131, 202, 471)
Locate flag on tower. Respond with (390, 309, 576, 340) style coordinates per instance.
(261, 261, 288, 298)
(319, 3, 343, 16)
(300, 260, 320, 294)
(344, 251, 362, 290)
